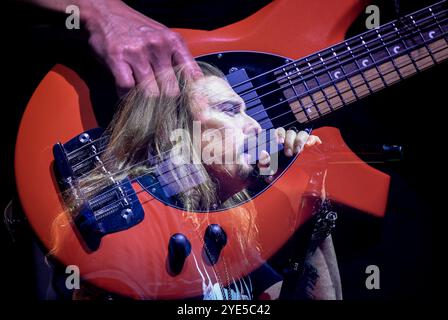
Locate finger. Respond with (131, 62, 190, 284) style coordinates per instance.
(109, 60, 135, 96)
(263, 168, 276, 182)
(259, 164, 276, 183)
(258, 150, 271, 168)
(131, 63, 160, 97)
(172, 46, 203, 80)
(275, 128, 286, 144)
(152, 60, 180, 97)
(293, 130, 310, 154)
(305, 135, 323, 147)
(284, 129, 296, 157)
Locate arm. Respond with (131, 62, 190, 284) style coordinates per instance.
(21, 0, 202, 96)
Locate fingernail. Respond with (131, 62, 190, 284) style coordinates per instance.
(285, 148, 293, 156)
(259, 151, 270, 165)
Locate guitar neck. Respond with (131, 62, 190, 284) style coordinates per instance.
(277, 0, 447, 124)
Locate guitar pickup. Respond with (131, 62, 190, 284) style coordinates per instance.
(74, 178, 144, 251)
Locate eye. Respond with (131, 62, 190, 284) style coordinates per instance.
(218, 102, 241, 116)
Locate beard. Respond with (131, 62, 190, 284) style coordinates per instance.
(206, 152, 255, 182)
(236, 163, 254, 180)
(235, 153, 256, 180)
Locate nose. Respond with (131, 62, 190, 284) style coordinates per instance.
(242, 114, 262, 136)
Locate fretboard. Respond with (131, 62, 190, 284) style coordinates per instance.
(276, 0, 447, 124)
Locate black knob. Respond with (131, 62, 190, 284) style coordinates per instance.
(203, 224, 227, 265)
(168, 233, 191, 276)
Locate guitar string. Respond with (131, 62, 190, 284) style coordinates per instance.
(217, 7, 448, 113)
(71, 26, 448, 195)
(70, 9, 448, 177)
(79, 37, 448, 208)
(78, 4, 448, 299)
(201, 0, 447, 96)
(78, 43, 447, 217)
(48, 1, 447, 297)
(66, 4, 446, 159)
(70, 14, 448, 190)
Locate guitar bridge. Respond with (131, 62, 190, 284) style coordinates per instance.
(52, 128, 144, 251)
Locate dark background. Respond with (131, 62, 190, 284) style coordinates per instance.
(0, 0, 444, 302)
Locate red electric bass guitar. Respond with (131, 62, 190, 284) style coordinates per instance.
(14, 0, 447, 298)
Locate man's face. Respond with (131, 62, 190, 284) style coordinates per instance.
(189, 75, 262, 184)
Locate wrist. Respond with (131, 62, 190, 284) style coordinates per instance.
(78, 0, 124, 29)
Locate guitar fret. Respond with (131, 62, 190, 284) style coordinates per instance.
(344, 41, 373, 96)
(410, 14, 438, 69)
(429, 7, 446, 33)
(375, 29, 403, 85)
(392, 22, 419, 77)
(401, 16, 434, 70)
(297, 62, 320, 119)
(274, 0, 447, 126)
(317, 52, 345, 111)
(417, 6, 447, 36)
(330, 47, 359, 103)
(359, 35, 387, 91)
(428, 7, 448, 62)
(305, 57, 328, 116)
(283, 65, 311, 122)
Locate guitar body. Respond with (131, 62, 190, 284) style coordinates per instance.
(15, 0, 390, 299)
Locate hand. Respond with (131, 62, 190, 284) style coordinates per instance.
(84, 0, 202, 96)
(275, 128, 322, 157)
(257, 128, 322, 180)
